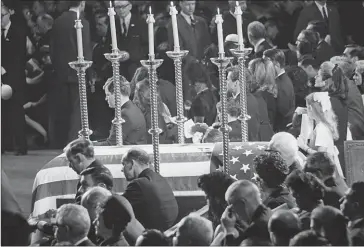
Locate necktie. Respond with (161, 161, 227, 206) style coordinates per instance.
(121, 18, 127, 37)
(322, 6, 328, 23)
(190, 16, 196, 27)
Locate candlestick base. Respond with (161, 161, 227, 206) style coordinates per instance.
(69, 60, 93, 140)
(230, 47, 253, 58)
(104, 50, 129, 62)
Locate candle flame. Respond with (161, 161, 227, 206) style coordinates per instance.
(217, 8, 220, 15)
(171, 1, 174, 7)
(110, 1, 112, 8)
(149, 6, 152, 14)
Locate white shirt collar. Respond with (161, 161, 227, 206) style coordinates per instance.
(73, 236, 89, 246)
(69, 8, 79, 14)
(2, 20, 11, 38)
(181, 11, 194, 25)
(276, 69, 286, 78)
(120, 12, 131, 33)
(254, 38, 265, 53)
(315, 1, 328, 18)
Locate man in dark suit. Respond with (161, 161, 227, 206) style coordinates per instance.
(121, 148, 179, 231)
(106, 1, 148, 81)
(294, 0, 344, 54)
(93, 78, 147, 146)
(1, 0, 28, 155)
(247, 21, 273, 59)
(50, 1, 92, 148)
(263, 49, 295, 132)
(167, 0, 211, 63)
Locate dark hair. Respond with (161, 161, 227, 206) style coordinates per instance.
(137, 229, 170, 246)
(289, 230, 330, 246)
(344, 45, 364, 60)
(299, 54, 320, 70)
(348, 182, 364, 215)
(107, 76, 131, 97)
(254, 152, 289, 188)
(285, 170, 324, 203)
(327, 65, 348, 100)
(68, 1, 82, 8)
(304, 152, 335, 179)
(298, 29, 319, 49)
(65, 139, 94, 159)
(122, 148, 150, 167)
(308, 20, 328, 40)
(80, 165, 114, 191)
(185, 60, 213, 89)
(197, 172, 235, 228)
(269, 210, 301, 245)
(263, 49, 286, 68)
(297, 40, 316, 57)
(226, 98, 240, 118)
(283, 49, 298, 67)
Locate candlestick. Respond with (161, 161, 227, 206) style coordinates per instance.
(234, 2, 244, 49)
(75, 11, 84, 59)
(108, 1, 118, 51)
(215, 8, 224, 55)
(69, 59, 93, 140)
(141, 57, 164, 173)
(147, 6, 155, 57)
(169, 1, 180, 51)
(230, 47, 252, 142)
(211, 53, 233, 174)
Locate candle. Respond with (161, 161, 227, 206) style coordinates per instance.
(215, 8, 224, 54)
(108, 1, 118, 51)
(169, 1, 180, 51)
(75, 10, 84, 58)
(147, 6, 155, 56)
(234, 1, 244, 48)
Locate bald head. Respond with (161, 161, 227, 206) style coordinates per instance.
(225, 180, 261, 205)
(269, 210, 301, 245)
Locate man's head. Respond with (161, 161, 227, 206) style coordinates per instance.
(114, 1, 132, 18)
(1, 0, 15, 28)
(81, 187, 112, 223)
(95, 10, 109, 38)
(298, 55, 319, 79)
(104, 76, 130, 108)
(340, 182, 364, 220)
(55, 204, 91, 244)
(32, 1, 45, 16)
(68, 1, 86, 13)
(63, 139, 95, 175)
(343, 45, 364, 63)
(78, 165, 113, 198)
(121, 148, 151, 181)
(263, 48, 286, 73)
(307, 20, 328, 41)
(225, 180, 262, 225)
(304, 152, 335, 181)
(268, 210, 301, 246)
(247, 21, 267, 46)
(285, 170, 324, 211)
(136, 229, 170, 246)
(289, 230, 330, 246)
(315, 0, 327, 6)
(186, 60, 211, 93)
(36, 14, 53, 34)
(268, 132, 300, 168)
(179, 0, 196, 16)
(253, 151, 289, 190)
(227, 66, 240, 96)
(173, 213, 213, 246)
(228, 0, 247, 12)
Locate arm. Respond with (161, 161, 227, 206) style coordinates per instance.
(123, 181, 143, 210)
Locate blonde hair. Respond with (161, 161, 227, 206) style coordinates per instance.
(248, 58, 278, 97)
(306, 93, 339, 140)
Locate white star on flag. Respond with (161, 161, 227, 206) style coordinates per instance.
(251, 173, 259, 181)
(232, 145, 243, 151)
(243, 150, 253, 156)
(240, 164, 250, 173)
(257, 145, 266, 150)
(230, 156, 239, 164)
(230, 174, 238, 180)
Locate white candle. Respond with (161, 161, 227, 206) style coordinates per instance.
(108, 1, 118, 51)
(215, 8, 224, 54)
(235, 1, 244, 48)
(169, 1, 180, 51)
(147, 6, 155, 56)
(75, 10, 84, 58)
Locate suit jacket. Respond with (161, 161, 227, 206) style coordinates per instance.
(1, 22, 27, 97)
(123, 168, 178, 231)
(315, 40, 335, 65)
(167, 14, 211, 61)
(106, 13, 148, 81)
(50, 11, 92, 84)
(349, 218, 364, 246)
(261, 90, 277, 128)
(94, 100, 147, 146)
(252, 40, 273, 59)
(253, 91, 274, 141)
(347, 80, 364, 140)
(158, 79, 177, 117)
(275, 72, 295, 132)
(294, 3, 344, 53)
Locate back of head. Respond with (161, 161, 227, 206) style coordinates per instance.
(176, 213, 213, 246)
(263, 48, 286, 68)
(106, 76, 131, 97)
(268, 132, 299, 167)
(185, 60, 212, 88)
(81, 187, 112, 221)
(253, 151, 289, 188)
(299, 29, 319, 48)
(121, 148, 150, 167)
(64, 138, 94, 159)
(248, 57, 278, 97)
(268, 210, 301, 245)
(344, 45, 364, 60)
(248, 21, 267, 43)
(136, 229, 170, 246)
(225, 180, 261, 206)
(56, 204, 91, 240)
(80, 165, 114, 191)
(299, 54, 320, 70)
(307, 20, 328, 40)
(289, 230, 330, 246)
(304, 152, 335, 180)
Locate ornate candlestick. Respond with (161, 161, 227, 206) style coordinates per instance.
(141, 55, 163, 173)
(104, 50, 129, 146)
(69, 18, 93, 140)
(211, 53, 233, 174)
(166, 50, 188, 144)
(231, 48, 252, 142)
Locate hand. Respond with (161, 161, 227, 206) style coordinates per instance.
(325, 35, 331, 45)
(23, 102, 36, 109)
(221, 205, 239, 237)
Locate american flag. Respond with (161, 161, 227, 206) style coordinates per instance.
(210, 142, 270, 182)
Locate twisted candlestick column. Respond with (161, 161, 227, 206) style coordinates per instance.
(211, 55, 233, 175)
(141, 57, 163, 173)
(69, 60, 93, 140)
(166, 50, 188, 144)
